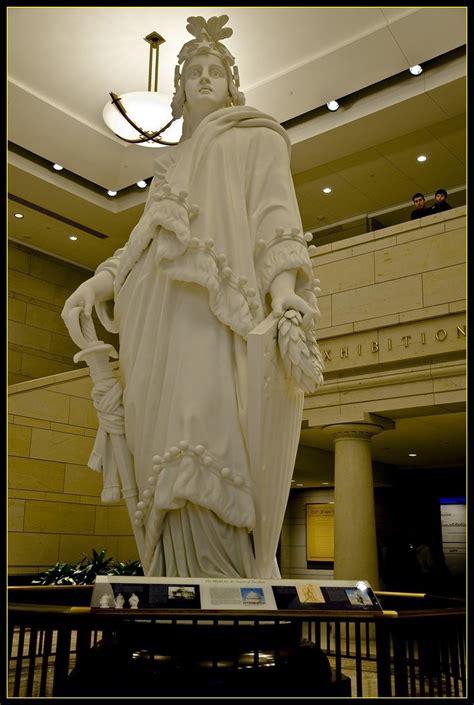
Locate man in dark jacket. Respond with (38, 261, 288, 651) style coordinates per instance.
(410, 192, 431, 219)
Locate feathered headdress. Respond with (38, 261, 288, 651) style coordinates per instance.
(171, 15, 245, 122)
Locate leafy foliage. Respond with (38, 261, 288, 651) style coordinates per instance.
(109, 559, 143, 576)
(32, 549, 143, 585)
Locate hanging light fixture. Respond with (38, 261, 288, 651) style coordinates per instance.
(103, 31, 183, 148)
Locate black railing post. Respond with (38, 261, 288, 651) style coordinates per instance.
(52, 626, 72, 696)
(392, 627, 408, 696)
(13, 624, 26, 696)
(354, 620, 364, 697)
(39, 628, 53, 696)
(375, 621, 392, 696)
(334, 620, 342, 680)
(26, 625, 38, 696)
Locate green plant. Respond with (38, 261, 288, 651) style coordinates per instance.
(31, 561, 78, 586)
(109, 559, 144, 576)
(71, 548, 114, 584)
(32, 549, 143, 585)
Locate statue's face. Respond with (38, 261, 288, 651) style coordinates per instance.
(184, 54, 229, 112)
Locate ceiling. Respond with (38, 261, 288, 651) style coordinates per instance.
(296, 412, 466, 488)
(7, 7, 466, 487)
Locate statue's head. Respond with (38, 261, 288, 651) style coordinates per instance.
(171, 15, 245, 137)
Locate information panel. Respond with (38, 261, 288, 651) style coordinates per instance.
(306, 503, 334, 561)
(440, 498, 466, 576)
(91, 576, 382, 612)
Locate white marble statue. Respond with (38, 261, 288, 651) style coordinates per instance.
(128, 592, 140, 609)
(62, 15, 323, 579)
(114, 592, 125, 609)
(99, 593, 112, 609)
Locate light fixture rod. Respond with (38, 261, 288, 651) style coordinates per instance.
(105, 30, 180, 147)
(145, 31, 165, 93)
(148, 42, 153, 92)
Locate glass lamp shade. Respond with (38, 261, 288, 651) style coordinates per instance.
(103, 91, 183, 147)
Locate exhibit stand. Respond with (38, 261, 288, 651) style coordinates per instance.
(55, 576, 382, 696)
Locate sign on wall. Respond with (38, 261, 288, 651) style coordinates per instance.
(440, 497, 466, 576)
(306, 503, 334, 562)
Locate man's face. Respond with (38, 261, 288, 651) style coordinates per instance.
(435, 193, 446, 203)
(413, 196, 426, 209)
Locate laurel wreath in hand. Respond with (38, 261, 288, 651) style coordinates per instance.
(277, 310, 325, 393)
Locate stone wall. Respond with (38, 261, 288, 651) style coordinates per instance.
(8, 368, 137, 576)
(8, 241, 118, 384)
(304, 206, 466, 427)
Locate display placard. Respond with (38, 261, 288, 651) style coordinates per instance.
(306, 503, 334, 561)
(440, 498, 466, 576)
(91, 576, 382, 612)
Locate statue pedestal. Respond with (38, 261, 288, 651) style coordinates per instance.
(63, 619, 351, 697)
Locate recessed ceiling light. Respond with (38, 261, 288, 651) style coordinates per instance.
(69, 235, 78, 241)
(408, 453, 417, 457)
(136, 180, 148, 189)
(329, 501, 334, 504)
(326, 100, 340, 111)
(323, 187, 332, 194)
(53, 163, 64, 171)
(107, 190, 118, 197)
(322, 482, 329, 485)
(14, 213, 24, 219)
(296, 483, 303, 487)
(409, 64, 423, 76)
(417, 155, 427, 162)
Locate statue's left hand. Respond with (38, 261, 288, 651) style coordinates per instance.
(272, 292, 317, 328)
(270, 269, 317, 327)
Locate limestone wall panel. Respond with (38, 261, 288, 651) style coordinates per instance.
(20, 353, 73, 380)
(23, 500, 96, 534)
(107, 505, 133, 536)
(29, 427, 93, 465)
(375, 229, 465, 282)
(332, 275, 423, 326)
(8, 498, 25, 532)
(8, 532, 60, 568)
(58, 535, 118, 566)
(9, 424, 32, 457)
(94, 506, 109, 535)
(423, 263, 466, 307)
(116, 536, 140, 562)
(9, 297, 27, 323)
(9, 246, 30, 273)
(69, 396, 99, 429)
(64, 464, 102, 496)
(316, 252, 374, 295)
(9, 320, 51, 352)
(9, 388, 70, 423)
(9, 456, 65, 493)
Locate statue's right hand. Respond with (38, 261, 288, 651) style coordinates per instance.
(61, 281, 96, 321)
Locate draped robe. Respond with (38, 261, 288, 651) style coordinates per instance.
(95, 106, 317, 577)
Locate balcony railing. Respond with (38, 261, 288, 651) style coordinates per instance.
(8, 587, 465, 698)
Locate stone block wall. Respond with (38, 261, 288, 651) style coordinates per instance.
(8, 369, 137, 576)
(8, 241, 118, 384)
